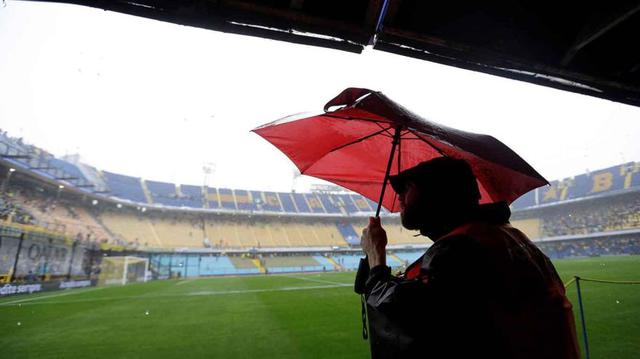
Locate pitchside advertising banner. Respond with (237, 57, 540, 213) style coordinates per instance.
(0, 279, 98, 297)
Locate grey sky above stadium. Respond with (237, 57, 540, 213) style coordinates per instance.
(1, 1, 639, 193)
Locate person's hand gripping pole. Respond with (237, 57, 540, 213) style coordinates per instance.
(361, 216, 388, 268)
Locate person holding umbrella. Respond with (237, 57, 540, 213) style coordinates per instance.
(253, 87, 579, 358)
(360, 157, 580, 358)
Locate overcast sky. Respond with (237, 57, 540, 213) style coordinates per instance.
(1, 1, 639, 193)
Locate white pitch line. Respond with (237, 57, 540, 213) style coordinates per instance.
(282, 275, 352, 286)
(0, 286, 106, 306)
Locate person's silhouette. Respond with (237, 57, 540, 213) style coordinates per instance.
(358, 157, 580, 359)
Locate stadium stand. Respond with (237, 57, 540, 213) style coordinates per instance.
(278, 192, 297, 213)
(99, 211, 157, 247)
(351, 194, 373, 212)
(1, 130, 640, 283)
(206, 187, 220, 208)
(540, 192, 640, 237)
(198, 255, 239, 276)
(329, 254, 362, 271)
(537, 235, 640, 259)
(177, 184, 204, 208)
(235, 190, 256, 211)
(318, 193, 342, 214)
(228, 256, 261, 274)
(9, 187, 112, 243)
(146, 180, 179, 206)
(292, 192, 311, 213)
(262, 255, 323, 273)
(313, 255, 338, 271)
(264, 192, 284, 212)
(9, 173, 640, 252)
(150, 215, 205, 248)
(510, 218, 542, 239)
(219, 188, 237, 210)
(103, 172, 147, 203)
(336, 222, 359, 246)
(0, 192, 33, 225)
(49, 158, 87, 182)
(2, 157, 639, 254)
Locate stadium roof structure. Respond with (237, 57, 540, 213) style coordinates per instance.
(23, 0, 640, 107)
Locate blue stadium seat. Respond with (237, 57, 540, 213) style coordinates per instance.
(146, 180, 179, 206)
(179, 185, 204, 208)
(313, 256, 337, 271)
(305, 193, 325, 213)
(336, 222, 359, 246)
(235, 190, 257, 211)
(218, 188, 237, 210)
(511, 190, 535, 209)
(207, 188, 220, 208)
(278, 192, 297, 213)
(338, 194, 359, 214)
(293, 193, 311, 213)
(199, 256, 239, 276)
(318, 193, 341, 213)
(49, 158, 87, 182)
(262, 192, 283, 212)
(329, 254, 362, 270)
(103, 171, 148, 203)
(351, 194, 373, 212)
(393, 251, 424, 264)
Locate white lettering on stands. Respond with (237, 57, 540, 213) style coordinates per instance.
(0, 283, 42, 296)
(59, 280, 92, 289)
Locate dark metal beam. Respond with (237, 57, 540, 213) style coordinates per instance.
(289, 0, 304, 11)
(375, 29, 640, 107)
(75, 184, 95, 188)
(1, 154, 30, 159)
(561, 3, 640, 66)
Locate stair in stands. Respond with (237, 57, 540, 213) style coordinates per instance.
(251, 259, 267, 273)
(326, 256, 343, 271)
(140, 179, 154, 204)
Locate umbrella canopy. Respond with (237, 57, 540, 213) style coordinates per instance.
(252, 88, 548, 213)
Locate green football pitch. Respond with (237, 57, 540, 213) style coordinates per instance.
(1, 256, 638, 359)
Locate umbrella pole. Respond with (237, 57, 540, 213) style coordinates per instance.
(375, 127, 402, 217)
(356, 127, 401, 341)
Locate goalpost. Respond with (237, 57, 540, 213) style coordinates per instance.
(98, 256, 149, 285)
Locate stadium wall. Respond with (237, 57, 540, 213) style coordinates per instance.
(0, 225, 98, 281)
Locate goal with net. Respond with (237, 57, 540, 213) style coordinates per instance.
(98, 256, 149, 285)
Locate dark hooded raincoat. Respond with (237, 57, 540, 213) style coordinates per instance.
(358, 203, 580, 359)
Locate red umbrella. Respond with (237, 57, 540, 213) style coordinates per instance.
(252, 88, 547, 215)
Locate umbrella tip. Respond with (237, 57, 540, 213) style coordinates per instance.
(324, 88, 375, 112)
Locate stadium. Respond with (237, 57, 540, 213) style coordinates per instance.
(1, 1, 640, 358)
(1, 130, 639, 357)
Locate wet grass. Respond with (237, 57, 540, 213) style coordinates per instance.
(0, 256, 638, 359)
